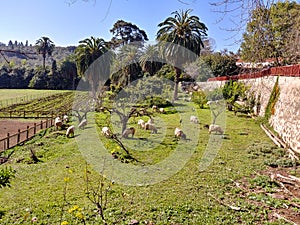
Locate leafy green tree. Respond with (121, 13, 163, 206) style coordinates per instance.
(35, 37, 55, 71)
(240, 1, 300, 65)
(75, 36, 113, 95)
(60, 59, 78, 89)
(110, 20, 149, 48)
(156, 9, 208, 102)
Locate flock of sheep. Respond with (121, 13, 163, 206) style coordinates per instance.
(53, 103, 224, 141)
(54, 114, 87, 138)
(101, 104, 224, 142)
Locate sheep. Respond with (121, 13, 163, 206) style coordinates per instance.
(174, 127, 186, 140)
(208, 124, 224, 134)
(152, 105, 158, 112)
(63, 115, 69, 123)
(146, 123, 158, 134)
(147, 118, 154, 124)
(102, 126, 112, 137)
(159, 108, 165, 114)
(137, 119, 146, 129)
(54, 117, 63, 130)
(66, 125, 75, 138)
(122, 127, 135, 138)
(78, 119, 87, 129)
(190, 115, 199, 124)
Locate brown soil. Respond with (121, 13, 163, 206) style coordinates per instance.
(0, 119, 44, 151)
(238, 166, 300, 224)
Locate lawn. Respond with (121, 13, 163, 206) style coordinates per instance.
(0, 97, 299, 225)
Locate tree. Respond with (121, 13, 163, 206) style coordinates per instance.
(110, 44, 142, 88)
(35, 37, 55, 71)
(110, 20, 149, 48)
(75, 36, 113, 95)
(156, 9, 208, 102)
(139, 44, 164, 76)
(240, 1, 300, 65)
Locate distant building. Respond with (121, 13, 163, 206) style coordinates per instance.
(236, 58, 283, 69)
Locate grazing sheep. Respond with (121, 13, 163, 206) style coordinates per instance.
(54, 117, 63, 130)
(147, 118, 154, 124)
(146, 123, 158, 134)
(63, 115, 69, 123)
(190, 115, 199, 124)
(102, 126, 112, 137)
(174, 127, 186, 140)
(122, 127, 135, 138)
(208, 124, 224, 134)
(137, 119, 146, 129)
(159, 108, 165, 114)
(152, 105, 158, 112)
(78, 119, 87, 129)
(66, 125, 75, 138)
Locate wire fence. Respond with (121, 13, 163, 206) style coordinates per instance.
(0, 92, 58, 109)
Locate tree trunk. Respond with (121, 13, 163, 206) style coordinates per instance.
(172, 67, 181, 103)
(43, 54, 46, 71)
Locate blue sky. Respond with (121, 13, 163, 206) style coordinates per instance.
(0, 0, 243, 52)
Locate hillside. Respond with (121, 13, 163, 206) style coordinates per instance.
(0, 41, 76, 68)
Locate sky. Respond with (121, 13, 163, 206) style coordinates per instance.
(0, 0, 244, 52)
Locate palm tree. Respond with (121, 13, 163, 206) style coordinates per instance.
(111, 44, 142, 87)
(156, 9, 208, 102)
(35, 37, 55, 71)
(75, 36, 113, 95)
(139, 44, 164, 76)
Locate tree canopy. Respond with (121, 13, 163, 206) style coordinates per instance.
(240, 1, 300, 65)
(110, 20, 149, 48)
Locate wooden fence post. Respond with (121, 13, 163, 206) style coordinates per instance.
(34, 123, 36, 135)
(41, 121, 43, 129)
(23, 110, 26, 118)
(17, 129, 20, 143)
(7, 133, 9, 149)
(26, 126, 29, 139)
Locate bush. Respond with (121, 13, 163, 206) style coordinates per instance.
(191, 90, 207, 109)
(0, 167, 16, 188)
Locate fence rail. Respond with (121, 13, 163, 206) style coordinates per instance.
(207, 64, 300, 82)
(0, 118, 55, 152)
(0, 110, 69, 119)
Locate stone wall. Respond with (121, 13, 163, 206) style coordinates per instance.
(206, 76, 300, 154)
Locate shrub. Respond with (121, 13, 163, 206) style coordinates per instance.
(0, 167, 16, 188)
(191, 90, 207, 109)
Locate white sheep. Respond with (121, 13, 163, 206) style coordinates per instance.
(122, 127, 135, 138)
(208, 124, 224, 134)
(137, 119, 146, 129)
(159, 108, 165, 114)
(144, 117, 155, 130)
(174, 127, 186, 140)
(152, 105, 158, 112)
(102, 126, 112, 137)
(63, 115, 69, 123)
(78, 119, 87, 129)
(66, 125, 75, 138)
(190, 115, 199, 124)
(146, 123, 158, 134)
(54, 116, 62, 130)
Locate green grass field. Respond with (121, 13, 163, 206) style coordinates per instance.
(0, 94, 299, 225)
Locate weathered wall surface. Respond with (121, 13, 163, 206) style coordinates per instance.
(206, 76, 300, 154)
